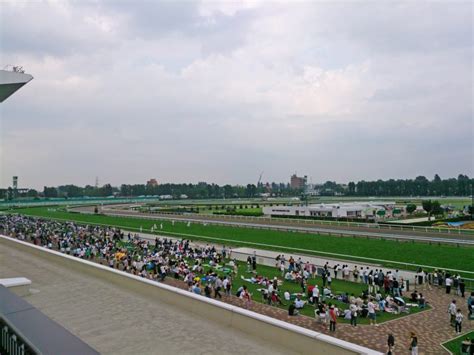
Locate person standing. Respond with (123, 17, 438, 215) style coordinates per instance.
(448, 300, 457, 327)
(214, 276, 223, 299)
(349, 302, 358, 327)
(329, 305, 337, 332)
(368, 299, 377, 326)
(387, 333, 395, 355)
(353, 266, 359, 282)
(455, 309, 463, 335)
(252, 254, 257, 274)
(459, 279, 466, 298)
(445, 276, 453, 294)
(409, 332, 418, 355)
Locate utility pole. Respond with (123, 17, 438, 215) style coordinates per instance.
(471, 183, 473, 220)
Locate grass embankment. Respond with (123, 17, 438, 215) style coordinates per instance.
(115, 239, 427, 324)
(442, 331, 474, 354)
(8, 207, 474, 274)
(208, 260, 427, 324)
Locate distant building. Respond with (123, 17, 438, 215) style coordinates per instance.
(290, 174, 307, 189)
(147, 178, 158, 187)
(263, 202, 397, 220)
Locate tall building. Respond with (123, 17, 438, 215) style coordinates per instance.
(147, 178, 158, 187)
(290, 174, 307, 189)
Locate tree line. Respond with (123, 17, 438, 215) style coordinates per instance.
(0, 174, 472, 200)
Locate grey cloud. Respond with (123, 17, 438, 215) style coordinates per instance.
(0, 1, 472, 188)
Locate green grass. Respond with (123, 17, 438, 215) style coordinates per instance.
(208, 260, 427, 324)
(116, 239, 427, 325)
(7, 207, 474, 275)
(442, 331, 474, 354)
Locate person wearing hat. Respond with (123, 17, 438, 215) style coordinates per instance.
(409, 332, 418, 355)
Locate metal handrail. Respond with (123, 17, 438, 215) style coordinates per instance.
(0, 316, 39, 355)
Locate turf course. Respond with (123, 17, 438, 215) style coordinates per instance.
(7, 207, 474, 274)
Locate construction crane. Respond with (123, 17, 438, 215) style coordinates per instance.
(257, 171, 264, 186)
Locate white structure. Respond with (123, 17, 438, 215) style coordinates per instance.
(263, 202, 397, 219)
(0, 66, 33, 103)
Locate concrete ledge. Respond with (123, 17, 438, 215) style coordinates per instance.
(0, 277, 32, 297)
(0, 235, 381, 355)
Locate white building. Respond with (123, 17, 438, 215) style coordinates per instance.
(262, 202, 397, 219)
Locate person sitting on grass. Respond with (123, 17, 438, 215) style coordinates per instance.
(418, 293, 426, 309)
(270, 291, 284, 306)
(192, 282, 201, 295)
(284, 290, 291, 302)
(322, 286, 333, 300)
(289, 303, 298, 316)
(294, 295, 306, 309)
(235, 285, 244, 298)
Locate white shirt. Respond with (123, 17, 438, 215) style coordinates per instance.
(312, 287, 319, 298)
(284, 291, 290, 301)
(295, 299, 305, 309)
(368, 302, 376, 314)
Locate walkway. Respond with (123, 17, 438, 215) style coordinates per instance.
(0, 242, 298, 355)
(161, 278, 472, 354)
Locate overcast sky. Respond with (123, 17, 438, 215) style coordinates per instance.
(0, 1, 472, 189)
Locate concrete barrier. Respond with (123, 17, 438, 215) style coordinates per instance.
(0, 235, 381, 355)
(0, 277, 32, 297)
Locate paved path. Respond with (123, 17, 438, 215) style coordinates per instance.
(125, 230, 474, 353)
(160, 278, 472, 354)
(0, 243, 298, 355)
(3, 230, 473, 354)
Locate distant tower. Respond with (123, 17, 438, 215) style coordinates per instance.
(12, 176, 18, 190)
(95, 176, 99, 189)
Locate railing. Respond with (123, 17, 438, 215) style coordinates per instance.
(0, 285, 99, 355)
(0, 317, 37, 355)
(132, 209, 474, 236)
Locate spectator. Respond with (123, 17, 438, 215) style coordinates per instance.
(455, 309, 464, 335)
(448, 300, 457, 327)
(409, 332, 418, 355)
(387, 333, 395, 355)
(328, 305, 337, 332)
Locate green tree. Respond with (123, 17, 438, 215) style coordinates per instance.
(431, 201, 443, 216)
(27, 189, 38, 198)
(422, 200, 433, 219)
(406, 204, 417, 214)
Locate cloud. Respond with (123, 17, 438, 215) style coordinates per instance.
(0, 1, 472, 189)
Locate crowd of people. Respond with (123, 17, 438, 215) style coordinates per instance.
(1, 214, 472, 354)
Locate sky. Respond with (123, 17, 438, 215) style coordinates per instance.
(0, 0, 472, 189)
